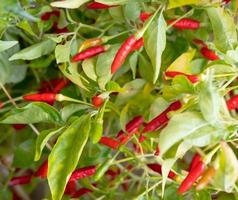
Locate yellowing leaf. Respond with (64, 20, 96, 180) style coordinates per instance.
(168, 0, 200, 9)
(166, 49, 196, 74)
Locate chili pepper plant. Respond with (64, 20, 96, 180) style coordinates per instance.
(0, 0, 238, 199)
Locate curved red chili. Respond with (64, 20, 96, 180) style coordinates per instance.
(92, 95, 104, 108)
(200, 47, 219, 61)
(99, 137, 120, 149)
(34, 160, 48, 178)
(69, 166, 96, 181)
(111, 35, 137, 73)
(226, 95, 238, 110)
(71, 188, 92, 198)
(9, 175, 32, 186)
(23, 93, 56, 103)
(142, 101, 182, 133)
(72, 46, 106, 62)
(87, 2, 115, 9)
(167, 18, 200, 30)
(147, 164, 176, 179)
(178, 161, 206, 194)
(130, 38, 144, 52)
(188, 153, 201, 172)
(140, 12, 152, 22)
(53, 79, 70, 93)
(165, 71, 199, 83)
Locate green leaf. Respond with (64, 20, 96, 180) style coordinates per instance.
(138, 53, 154, 82)
(129, 52, 138, 79)
(82, 58, 97, 81)
(96, 44, 119, 90)
(168, 0, 200, 9)
(13, 139, 35, 168)
(149, 97, 169, 121)
(35, 127, 65, 161)
(120, 104, 129, 132)
(48, 115, 91, 200)
(159, 112, 208, 156)
(144, 11, 166, 83)
(212, 142, 238, 192)
(198, 80, 223, 127)
(9, 39, 56, 61)
(51, 0, 90, 9)
(55, 42, 70, 64)
(206, 7, 237, 53)
(17, 20, 38, 37)
(61, 104, 89, 122)
(0, 102, 63, 124)
(123, 1, 141, 21)
(0, 40, 18, 53)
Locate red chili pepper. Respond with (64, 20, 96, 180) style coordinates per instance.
(223, 0, 231, 4)
(188, 153, 201, 172)
(178, 161, 206, 194)
(226, 95, 238, 110)
(38, 78, 61, 93)
(139, 134, 146, 143)
(92, 95, 104, 108)
(87, 2, 115, 9)
(64, 181, 77, 196)
(69, 166, 96, 181)
(147, 164, 176, 179)
(165, 71, 199, 83)
(71, 188, 92, 198)
(9, 175, 32, 186)
(111, 35, 137, 73)
(142, 101, 182, 133)
(192, 39, 207, 48)
(99, 137, 120, 149)
(52, 22, 69, 34)
(140, 12, 152, 22)
(130, 38, 144, 52)
(34, 160, 48, 178)
(12, 124, 27, 130)
(41, 10, 60, 21)
(200, 46, 219, 61)
(23, 93, 57, 103)
(53, 79, 70, 93)
(167, 18, 200, 30)
(106, 168, 121, 179)
(72, 46, 106, 62)
(116, 116, 144, 144)
(0, 101, 4, 109)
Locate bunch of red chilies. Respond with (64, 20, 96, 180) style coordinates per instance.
(6, 0, 235, 198)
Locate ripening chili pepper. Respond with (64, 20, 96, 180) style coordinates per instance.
(165, 71, 199, 83)
(69, 166, 96, 182)
(154, 145, 160, 156)
(23, 93, 57, 103)
(142, 101, 182, 133)
(87, 2, 116, 9)
(9, 175, 32, 186)
(147, 164, 176, 179)
(139, 134, 146, 143)
(178, 161, 206, 194)
(167, 18, 200, 30)
(79, 38, 104, 52)
(53, 79, 70, 93)
(111, 35, 137, 73)
(188, 153, 202, 172)
(223, 0, 231, 4)
(64, 181, 77, 196)
(71, 188, 92, 198)
(34, 160, 48, 178)
(140, 12, 152, 22)
(200, 46, 219, 61)
(226, 95, 238, 110)
(92, 95, 104, 108)
(99, 137, 120, 149)
(196, 166, 216, 191)
(72, 46, 107, 62)
(12, 124, 27, 130)
(130, 38, 144, 52)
